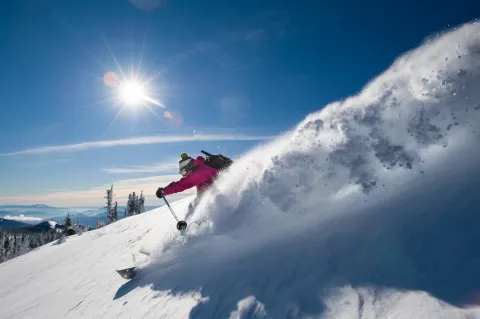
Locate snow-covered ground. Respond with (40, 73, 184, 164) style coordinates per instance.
(2, 21, 480, 319)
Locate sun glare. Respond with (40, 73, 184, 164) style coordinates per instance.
(99, 32, 184, 135)
(118, 80, 146, 106)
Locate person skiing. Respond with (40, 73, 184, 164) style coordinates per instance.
(155, 152, 220, 199)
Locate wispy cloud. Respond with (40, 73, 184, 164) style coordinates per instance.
(2, 214, 44, 222)
(1, 133, 274, 156)
(166, 41, 223, 68)
(103, 160, 177, 174)
(228, 28, 269, 43)
(225, 13, 291, 44)
(129, 0, 167, 12)
(0, 175, 196, 207)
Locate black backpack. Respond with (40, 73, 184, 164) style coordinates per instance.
(201, 150, 233, 171)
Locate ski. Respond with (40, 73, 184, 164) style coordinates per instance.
(116, 266, 138, 279)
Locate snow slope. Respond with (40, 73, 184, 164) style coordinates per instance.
(2, 21, 480, 319)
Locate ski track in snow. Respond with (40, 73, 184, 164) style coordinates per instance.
(2, 21, 480, 319)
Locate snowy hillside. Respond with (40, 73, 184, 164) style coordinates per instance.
(2, 21, 480, 318)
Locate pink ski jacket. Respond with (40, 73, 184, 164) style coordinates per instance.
(163, 156, 219, 196)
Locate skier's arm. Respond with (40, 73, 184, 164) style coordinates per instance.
(163, 170, 212, 195)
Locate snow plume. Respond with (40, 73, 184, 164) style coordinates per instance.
(162, 21, 480, 238)
(138, 21, 480, 317)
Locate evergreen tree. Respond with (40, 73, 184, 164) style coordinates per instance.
(41, 231, 48, 243)
(65, 213, 73, 227)
(130, 193, 135, 215)
(105, 184, 115, 224)
(125, 193, 134, 217)
(52, 230, 61, 242)
(96, 219, 105, 229)
(0, 231, 5, 262)
(38, 232, 46, 246)
(0, 229, 62, 264)
(113, 201, 118, 221)
(138, 191, 145, 214)
(132, 192, 138, 215)
(29, 233, 38, 248)
(13, 233, 22, 257)
(124, 195, 129, 217)
(5, 234, 14, 260)
(19, 233, 30, 256)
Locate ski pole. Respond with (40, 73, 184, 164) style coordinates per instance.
(163, 196, 187, 230)
(163, 196, 178, 221)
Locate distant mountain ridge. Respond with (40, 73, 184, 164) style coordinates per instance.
(0, 218, 61, 233)
(22, 221, 61, 233)
(0, 218, 30, 229)
(0, 204, 160, 230)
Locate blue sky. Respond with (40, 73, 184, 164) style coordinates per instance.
(0, 0, 478, 207)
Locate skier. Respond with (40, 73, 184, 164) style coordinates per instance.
(117, 154, 232, 279)
(156, 151, 233, 220)
(156, 152, 219, 199)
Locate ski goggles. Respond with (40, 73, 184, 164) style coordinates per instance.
(179, 158, 193, 176)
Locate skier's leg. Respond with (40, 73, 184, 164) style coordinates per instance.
(185, 194, 203, 221)
(185, 200, 196, 221)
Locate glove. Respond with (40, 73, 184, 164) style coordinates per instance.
(156, 187, 165, 198)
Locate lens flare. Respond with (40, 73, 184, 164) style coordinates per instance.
(166, 111, 184, 127)
(163, 110, 173, 119)
(103, 71, 119, 88)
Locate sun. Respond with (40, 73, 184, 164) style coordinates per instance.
(118, 80, 147, 106)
